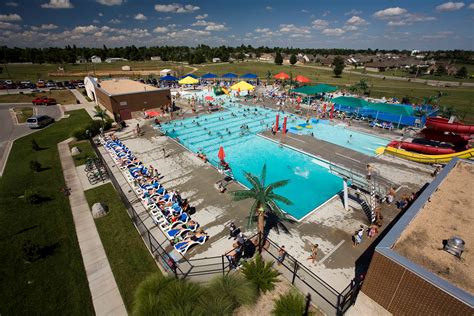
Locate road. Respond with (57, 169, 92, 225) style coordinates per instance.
(0, 103, 62, 176)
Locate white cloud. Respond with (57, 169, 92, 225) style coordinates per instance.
(322, 10, 330, 17)
(345, 9, 362, 16)
(469, 3, 474, 8)
(93, 19, 100, 24)
(279, 24, 310, 34)
(96, 0, 123, 6)
(0, 21, 21, 30)
(31, 23, 58, 30)
(98, 12, 103, 16)
(168, 28, 210, 38)
(255, 28, 270, 33)
(346, 16, 368, 25)
(73, 25, 98, 33)
(192, 20, 209, 26)
(436, 2, 465, 11)
(153, 26, 168, 33)
(373, 7, 407, 19)
(301, 9, 309, 13)
(421, 31, 454, 39)
(205, 23, 227, 31)
(321, 28, 345, 36)
(109, 19, 121, 24)
(343, 25, 358, 31)
(387, 20, 407, 26)
(265, 6, 272, 11)
(195, 14, 207, 19)
(0, 13, 22, 21)
(154, 3, 200, 13)
(134, 13, 147, 20)
(158, 16, 172, 20)
(5, 2, 18, 7)
(41, 0, 73, 9)
(311, 19, 328, 29)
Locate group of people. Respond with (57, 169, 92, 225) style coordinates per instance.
(102, 134, 209, 255)
(225, 222, 256, 269)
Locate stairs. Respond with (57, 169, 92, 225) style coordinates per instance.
(360, 200, 376, 223)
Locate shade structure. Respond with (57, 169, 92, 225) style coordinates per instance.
(178, 76, 199, 85)
(201, 72, 218, 79)
(290, 84, 337, 95)
(230, 81, 254, 91)
(146, 111, 160, 117)
(181, 73, 198, 79)
(240, 73, 257, 79)
(295, 75, 311, 83)
(218, 146, 225, 161)
(274, 72, 290, 80)
(159, 75, 178, 81)
(222, 72, 238, 79)
(332, 96, 368, 108)
(205, 96, 214, 101)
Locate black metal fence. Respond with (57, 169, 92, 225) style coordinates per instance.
(91, 139, 362, 315)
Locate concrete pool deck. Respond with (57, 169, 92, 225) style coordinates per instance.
(99, 116, 433, 293)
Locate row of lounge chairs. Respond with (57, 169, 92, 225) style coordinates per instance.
(100, 135, 209, 255)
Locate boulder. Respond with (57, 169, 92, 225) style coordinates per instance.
(91, 202, 108, 218)
(71, 146, 82, 156)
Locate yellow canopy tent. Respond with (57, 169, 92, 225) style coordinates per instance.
(178, 76, 199, 85)
(230, 81, 255, 91)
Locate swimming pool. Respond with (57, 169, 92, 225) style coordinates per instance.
(160, 101, 387, 219)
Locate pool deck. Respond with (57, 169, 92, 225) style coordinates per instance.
(99, 116, 434, 297)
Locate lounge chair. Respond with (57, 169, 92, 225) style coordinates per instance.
(174, 235, 209, 254)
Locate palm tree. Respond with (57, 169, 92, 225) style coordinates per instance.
(93, 106, 109, 129)
(241, 254, 280, 294)
(206, 274, 257, 310)
(230, 164, 292, 249)
(272, 290, 311, 316)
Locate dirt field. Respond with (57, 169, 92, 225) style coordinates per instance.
(394, 161, 474, 294)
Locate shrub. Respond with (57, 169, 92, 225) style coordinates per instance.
(272, 291, 309, 316)
(241, 254, 280, 294)
(31, 139, 40, 151)
(24, 188, 42, 204)
(206, 274, 258, 310)
(29, 160, 42, 172)
(71, 119, 112, 140)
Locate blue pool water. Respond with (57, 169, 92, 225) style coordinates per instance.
(160, 102, 387, 219)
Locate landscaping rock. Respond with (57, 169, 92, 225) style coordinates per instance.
(91, 202, 108, 218)
(71, 146, 82, 156)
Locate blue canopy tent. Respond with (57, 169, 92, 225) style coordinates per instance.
(201, 73, 218, 79)
(159, 75, 178, 81)
(222, 73, 238, 79)
(240, 73, 258, 79)
(181, 74, 198, 79)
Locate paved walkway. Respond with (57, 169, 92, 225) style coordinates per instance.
(70, 88, 90, 104)
(58, 139, 127, 316)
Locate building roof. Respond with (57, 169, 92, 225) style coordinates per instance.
(377, 158, 474, 304)
(98, 79, 160, 95)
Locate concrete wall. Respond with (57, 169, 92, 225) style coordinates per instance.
(362, 251, 472, 315)
(94, 88, 171, 121)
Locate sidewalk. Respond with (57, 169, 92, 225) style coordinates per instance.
(71, 88, 90, 104)
(58, 138, 127, 316)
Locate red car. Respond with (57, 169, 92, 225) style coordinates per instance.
(32, 96, 57, 105)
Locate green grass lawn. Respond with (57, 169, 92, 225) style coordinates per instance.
(0, 109, 94, 315)
(68, 140, 97, 167)
(84, 183, 160, 312)
(13, 107, 33, 123)
(0, 89, 78, 105)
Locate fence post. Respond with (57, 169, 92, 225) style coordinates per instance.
(292, 260, 299, 284)
(303, 293, 311, 316)
(222, 255, 225, 276)
(336, 293, 342, 316)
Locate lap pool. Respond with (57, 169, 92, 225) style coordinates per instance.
(160, 103, 385, 220)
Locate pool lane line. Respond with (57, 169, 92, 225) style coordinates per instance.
(286, 135, 307, 143)
(335, 152, 361, 163)
(317, 240, 345, 265)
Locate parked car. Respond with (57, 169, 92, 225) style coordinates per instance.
(77, 82, 85, 88)
(37, 80, 46, 88)
(67, 84, 75, 89)
(32, 96, 57, 105)
(45, 81, 56, 88)
(26, 115, 55, 129)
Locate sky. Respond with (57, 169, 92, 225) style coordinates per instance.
(0, 0, 473, 50)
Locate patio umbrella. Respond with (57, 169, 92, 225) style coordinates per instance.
(146, 111, 160, 117)
(178, 76, 199, 85)
(274, 72, 290, 80)
(205, 96, 214, 101)
(295, 75, 311, 83)
(230, 81, 254, 91)
(218, 146, 225, 161)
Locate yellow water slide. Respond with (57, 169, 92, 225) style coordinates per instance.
(376, 146, 474, 164)
(221, 87, 230, 95)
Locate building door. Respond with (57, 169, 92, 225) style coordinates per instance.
(119, 109, 131, 120)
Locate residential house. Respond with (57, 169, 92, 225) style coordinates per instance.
(76, 56, 87, 64)
(258, 53, 274, 62)
(105, 57, 128, 63)
(150, 56, 162, 61)
(90, 55, 102, 63)
(212, 57, 221, 63)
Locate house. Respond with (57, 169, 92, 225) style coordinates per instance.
(319, 57, 335, 67)
(91, 55, 102, 63)
(159, 69, 176, 77)
(212, 57, 221, 63)
(258, 53, 274, 62)
(105, 57, 128, 63)
(150, 56, 161, 61)
(446, 65, 458, 76)
(76, 56, 87, 64)
(364, 61, 392, 72)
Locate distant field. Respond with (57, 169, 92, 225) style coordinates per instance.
(0, 90, 78, 105)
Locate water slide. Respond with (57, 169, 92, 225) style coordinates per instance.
(421, 129, 470, 145)
(221, 87, 230, 95)
(377, 146, 474, 163)
(426, 117, 474, 134)
(388, 140, 455, 155)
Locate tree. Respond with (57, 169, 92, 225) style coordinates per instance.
(456, 66, 468, 78)
(272, 291, 310, 316)
(274, 52, 283, 65)
(206, 274, 257, 310)
(289, 54, 297, 65)
(237, 52, 245, 61)
(333, 56, 345, 77)
(93, 106, 109, 128)
(230, 164, 292, 249)
(435, 65, 447, 76)
(241, 254, 280, 294)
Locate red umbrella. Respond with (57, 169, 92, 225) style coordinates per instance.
(274, 72, 290, 80)
(295, 75, 311, 83)
(205, 96, 214, 101)
(282, 117, 287, 134)
(296, 96, 301, 104)
(274, 114, 280, 133)
(323, 103, 327, 113)
(218, 146, 225, 161)
(147, 111, 160, 117)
